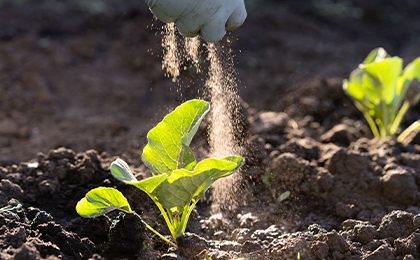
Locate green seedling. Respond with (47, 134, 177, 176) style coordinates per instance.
(261, 170, 290, 204)
(0, 204, 22, 221)
(0, 204, 22, 214)
(343, 47, 420, 142)
(76, 99, 244, 247)
(278, 190, 291, 202)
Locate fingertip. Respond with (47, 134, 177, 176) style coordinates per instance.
(226, 2, 247, 31)
(175, 19, 201, 38)
(199, 23, 226, 43)
(150, 9, 177, 23)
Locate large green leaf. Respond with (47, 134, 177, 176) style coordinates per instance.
(76, 187, 131, 218)
(152, 156, 244, 212)
(397, 57, 420, 103)
(130, 174, 168, 199)
(362, 57, 402, 105)
(344, 69, 364, 100)
(402, 57, 420, 82)
(345, 68, 380, 114)
(361, 73, 381, 104)
(142, 100, 210, 175)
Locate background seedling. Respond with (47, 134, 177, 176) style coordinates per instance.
(343, 47, 420, 142)
(0, 204, 22, 214)
(76, 99, 244, 247)
(261, 170, 291, 204)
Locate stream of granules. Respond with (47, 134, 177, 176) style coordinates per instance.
(161, 24, 180, 82)
(206, 43, 239, 158)
(184, 37, 201, 73)
(162, 24, 202, 82)
(205, 43, 243, 211)
(161, 25, 243, 210)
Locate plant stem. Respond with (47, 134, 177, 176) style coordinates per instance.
(397, 119, 420, 142)
(155, 201, 177, 239)
(144, 222, 178, 248)
(132, 211, 178, 248)
(176, 205, 190, 238)
(354, 100, 380, 138)
(180, 199, 199, 235)
(378, 74, 390, 137)
(390, 100, 410, 136)
(377, 119, 387, 139)
(168, 210, 176, 229)
(0, 204, 21, 213)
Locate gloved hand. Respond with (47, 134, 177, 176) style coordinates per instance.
(145, 0, 247, 42)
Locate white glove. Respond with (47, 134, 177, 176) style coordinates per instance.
(145, 0, 247, 42)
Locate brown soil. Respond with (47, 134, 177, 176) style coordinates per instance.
(1, 0, 420, 259)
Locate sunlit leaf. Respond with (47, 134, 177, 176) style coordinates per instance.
(130, 174, 168, 197)
(362, 57, 402, 105)
(399, 57, 420, 102)
(142, 100, 210, 175)
(152, 156, 244, 211)
(362, 47, 389, 65)
(402, 57, 420, 82)
(110, 158, 137, 182)
(76, 187, 131, 218)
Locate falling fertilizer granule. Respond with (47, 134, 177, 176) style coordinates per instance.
(161, 25, 243, 210)
(206, 43, 243, 210)
(184, 37, 201, 74)
(161, 24, 180, 82)
(206, 43, 239, 158)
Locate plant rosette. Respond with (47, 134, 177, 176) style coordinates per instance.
(76, 99, 244, 247)
(343, 47, 420, 142)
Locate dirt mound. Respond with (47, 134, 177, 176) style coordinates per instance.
(1, 113, 420, 259)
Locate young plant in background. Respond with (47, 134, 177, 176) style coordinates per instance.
(76, 100, 244, 247)
(343, 47, 420, 142)
(261, 170, 290, 204)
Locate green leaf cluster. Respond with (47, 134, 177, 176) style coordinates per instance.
(343, 47, 420, 141)
(76, 99, 244, 246)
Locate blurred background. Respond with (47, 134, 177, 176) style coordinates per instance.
(1, 0, 420, 165)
